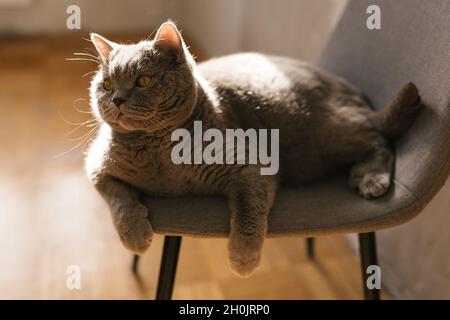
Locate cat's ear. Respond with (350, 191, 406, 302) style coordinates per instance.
(154, 21, 184, 62)
(90, 33, 117, 64)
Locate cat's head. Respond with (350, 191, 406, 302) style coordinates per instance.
(89, 21, 197, 133)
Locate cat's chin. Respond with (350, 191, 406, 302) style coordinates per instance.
(108, 114, 144, 132)
(102, 117, 137, 133)
(108, 113, 188, 134)
(109, 119, 163, 134)
(116, 119, 147, 132)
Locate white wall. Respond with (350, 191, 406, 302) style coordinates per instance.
(177, 0, 244, 57)
(240, 0, 345, 61)
(379, 177, 450, 299)
(0, 0, 170, 34)
(0, 0, 346, 61)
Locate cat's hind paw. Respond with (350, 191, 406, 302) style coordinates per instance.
(358, 172, 391, 199)
(229, 250, 261, 278)
(228, 235, 262, 277)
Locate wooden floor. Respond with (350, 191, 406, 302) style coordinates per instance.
(0, 34, 386, 299)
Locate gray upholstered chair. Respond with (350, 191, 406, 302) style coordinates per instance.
(132, 0, 450, 300)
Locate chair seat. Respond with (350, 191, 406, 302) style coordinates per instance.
(144, 174, 423, 238)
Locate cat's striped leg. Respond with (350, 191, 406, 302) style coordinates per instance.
(95, 175, 153, 254)
(226, 174, 278, 277)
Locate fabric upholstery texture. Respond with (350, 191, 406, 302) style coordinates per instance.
(144, 0, 450, 238)
(145, 174, 419, 237)
(327, 0, 450, 299)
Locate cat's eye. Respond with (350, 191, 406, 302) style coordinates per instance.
(103, 78, 114, 91)
(136, 75, 151, 88)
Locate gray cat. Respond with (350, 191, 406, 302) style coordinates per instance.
(85, 21, 421, 276)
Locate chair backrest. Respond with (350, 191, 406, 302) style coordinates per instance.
(318, 0, 450, 206)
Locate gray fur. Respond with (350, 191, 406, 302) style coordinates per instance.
(85, 22, 421, 276)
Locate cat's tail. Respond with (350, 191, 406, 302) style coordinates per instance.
(370, 82, 422, 139)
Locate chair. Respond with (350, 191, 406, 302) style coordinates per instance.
(132, 0, 450, 300)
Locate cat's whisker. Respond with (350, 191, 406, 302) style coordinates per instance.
(65, 126, 97, 142)
(147, 115, 171, 134)
(142, 116, 168, 135)
(70, 129, 99, 162)
(84, 47, 98, 55)
(73, 107, 94, 115)
(155, 119, 171, 132)
(151, 120, 169, 134)
(65, 57, 99, 63)
(157, 105, 192, 131)
(64, 119, 97, 137)
(67, 54, 98, 60)
(77, 127, 100, 161)
(81, 126, 99, 148)
(72, 98, 87, 107)
(71, 125, 98, 149)
(146, 25, 160, 41)
(72, 98, 93, 114)
(54, 126, 98, 159)
(73, 52, 100, 60)
(58, 107, 96, 127)
(81, 70, 98, 79)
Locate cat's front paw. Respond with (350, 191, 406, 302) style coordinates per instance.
(114, 204, 153, 255)
(229, 249, 261, 278)
(358, 172, 391, 199)
(228, 234, 262, 277)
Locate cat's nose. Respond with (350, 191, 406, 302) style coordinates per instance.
(112, 97, 126, 107)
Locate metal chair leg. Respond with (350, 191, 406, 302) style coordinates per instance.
(358, 232, 381, 300)
(155, 236, 182, 300)
(306, 237, 315, 259)
(131, 254, 140, 274)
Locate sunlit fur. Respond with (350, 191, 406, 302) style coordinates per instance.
(90, 40, 197, 133)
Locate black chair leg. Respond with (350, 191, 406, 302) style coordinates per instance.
(358, 232, 381, 300)
(155, 236, 182, 300)
(131, 254, 140, 274)
(306, 237, 315, 259)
